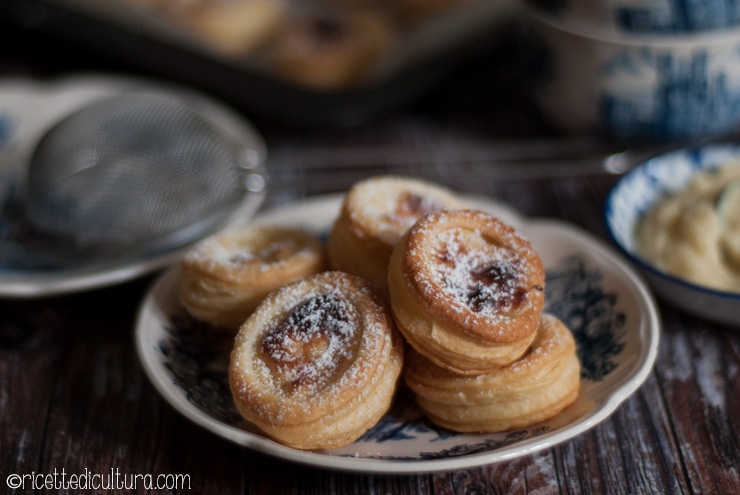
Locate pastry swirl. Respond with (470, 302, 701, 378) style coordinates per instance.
(327, 175, 467, 293)
(404, 313, 581, 432)
(179, 226, 326, 331)
(387, 209, 545, 374)
(229, 271, 403, 450)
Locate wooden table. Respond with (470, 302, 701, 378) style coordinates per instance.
(1, 17, 739, 495)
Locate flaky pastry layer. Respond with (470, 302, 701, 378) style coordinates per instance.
(229, 271, 403, 450)
(387, 209, 545, 374)
(327, 175, 466, 292)
(179, 226, 326, 331)
(404, 313, 581, 432)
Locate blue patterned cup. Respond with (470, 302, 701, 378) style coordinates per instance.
(526, 0, 740, 34)
(524, 8, 740, 142)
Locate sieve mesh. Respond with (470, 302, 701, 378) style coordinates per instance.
(24, 92, 251, 254)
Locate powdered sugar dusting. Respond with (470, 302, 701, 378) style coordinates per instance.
(349, 178, 463, 245)
(186, 234, 309, 271)
(261, 293, 356, 394)
(249, 275, 387, 401)
(429, 227, 530, 318)
(507, 315, 566, 373)
(379, 192, 448, 232)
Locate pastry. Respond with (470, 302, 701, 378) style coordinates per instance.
(387, 209, 545, 374)
(128, 0, 287, 57)
(404, 313, 581, 432)
(327, 176, 467, 293)
(179, 226, 326, 331)
(399, 0, 478, 22)
(269, 8, 396, 90)
(229, 271, 403, 450)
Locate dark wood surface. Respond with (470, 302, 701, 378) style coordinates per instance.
(1, 14, 739, 495)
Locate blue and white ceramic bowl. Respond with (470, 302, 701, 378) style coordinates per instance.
(605, 143, 740, 326)
(524, 8, 740, 142)
(526, 0, 740, 35)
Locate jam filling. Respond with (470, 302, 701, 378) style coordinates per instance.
(397, 192, 445, 218)
(433, 228, 535, 316)
(261, 293, 355, 393)
(466, 261, 528, 313)
(382, 192, 446, 231)
(310, 17, 347, 43)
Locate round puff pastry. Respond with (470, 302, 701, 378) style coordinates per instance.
(179, 226, 326, 331)
(129, 0, 287, 57)
(229, 271, 403, 450)
(387, 209, 545, 374)
(399, 0, 474, 21)
(404, 313, 581, 433)
(327, 175, 467, 293)
(269, 8, 396, 90)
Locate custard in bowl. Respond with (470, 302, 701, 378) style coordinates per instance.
(606, 143, 740, 326)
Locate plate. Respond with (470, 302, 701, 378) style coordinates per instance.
(135, 194, 660, 473)
(0, 74, 267, 298)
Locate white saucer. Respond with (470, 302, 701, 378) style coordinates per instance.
(135, 194, 660, 473)
(0, 74, 267, 298)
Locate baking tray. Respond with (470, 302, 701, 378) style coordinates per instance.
(0, 0, 517, 126)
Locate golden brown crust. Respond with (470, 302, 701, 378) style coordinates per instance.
(129, 0, 288, 57)
(269, 9, 396, 90)
(327, 175, 467, 293)
(179, 226, 326, 331)
(387, 209, 545, 374)
(228, 271, 403, 450)
(405, 209, 545, 342)
(404, 313, 581, 433)
(398, 0, 476, 21)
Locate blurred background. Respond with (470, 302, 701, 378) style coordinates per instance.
(3, 0, 740, 214)
(4, 0, 740, 139)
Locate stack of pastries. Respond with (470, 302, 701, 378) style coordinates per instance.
(178, 175, 581, 450)
(124, 0, 486, 90)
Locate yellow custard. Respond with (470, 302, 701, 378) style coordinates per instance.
(638, 162, 740, 293)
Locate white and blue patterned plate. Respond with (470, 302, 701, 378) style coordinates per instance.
(0, 74, 266, 298)
(135, 194, 660, 473)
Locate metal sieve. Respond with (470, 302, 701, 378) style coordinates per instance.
(22, 91, 266, 258)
